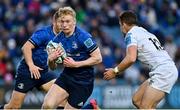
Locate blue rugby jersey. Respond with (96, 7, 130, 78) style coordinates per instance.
(19, 25, 56, 72)
(53, 26, 98, 84)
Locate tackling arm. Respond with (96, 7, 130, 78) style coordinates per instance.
(115, 45, 137, 74)
(103, 45, 137, 80)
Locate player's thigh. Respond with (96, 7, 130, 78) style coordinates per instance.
(38, 71, 58, 92)
(140, 85, 165, 109)
(132, 80, 149, 104)
(5, 90, 26, 108)
(40, 79, 56, 92)
(43, 84, 69, 107)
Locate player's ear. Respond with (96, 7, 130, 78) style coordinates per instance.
(52, 15, 56, 25)
(73, 18, 76, 25)
(121, 22, 125, 26)
(52, 20, 55, 26)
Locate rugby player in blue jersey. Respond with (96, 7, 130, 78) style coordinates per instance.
(1, 11, 65, 109)
(42, 7, 102, 109)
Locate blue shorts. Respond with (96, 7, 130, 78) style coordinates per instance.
(14, 68, 57, 93)
(55, 73, 94, 109)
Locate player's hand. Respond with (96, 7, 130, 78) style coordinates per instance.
(48, 48, 64, 62)
(63, 57, 78, 68)
(47, 48, 53, 55)
(29, 64, 43, 79)
(103, 68, 116, 80)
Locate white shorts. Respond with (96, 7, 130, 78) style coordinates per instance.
(148, 63, 178, 94)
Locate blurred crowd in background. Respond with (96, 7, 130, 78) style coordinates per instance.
(0, 0, 180, 85)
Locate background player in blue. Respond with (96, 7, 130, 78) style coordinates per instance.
(42, 7, 102, 109)
(2, 11, 64, 109)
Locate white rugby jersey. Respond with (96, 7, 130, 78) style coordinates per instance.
(125, 26, 173, 70)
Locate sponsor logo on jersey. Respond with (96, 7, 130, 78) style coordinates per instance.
(84, 38, 94, 48)
(67, 53, 80, 57)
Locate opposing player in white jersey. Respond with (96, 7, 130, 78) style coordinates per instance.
(103, 11, 178, 109)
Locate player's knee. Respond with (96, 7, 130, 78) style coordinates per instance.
(5, 102, 22, 109)
(42, 100, 55, 109)
(42, 102, 53, 109)
(132, 95, 140, 108)
(139, 102, 153, 109)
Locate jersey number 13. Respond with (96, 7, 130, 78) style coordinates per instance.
(149, 38, 164, 50)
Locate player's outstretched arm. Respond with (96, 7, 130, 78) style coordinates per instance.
(22, 41, 43, 79)
(116, 45, 137, 72)
(103, 45, 137, 80)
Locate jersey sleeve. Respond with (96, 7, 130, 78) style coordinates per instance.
(125, 33, 137, 48)
(80, 33, 98, 53)
(28, 30, 47, 47)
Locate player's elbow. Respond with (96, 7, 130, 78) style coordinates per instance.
(130, 58, 136, 63)
(21, 41, 34, 52)
(99, 56, 102, 63)
(21, 42, 29, 52)
(96, 55, 102, 64)
(92, 48, 102, 64)
(21, 45, 28, 54)
(128, 56, 136, 64)
(21, 45, 25, 51)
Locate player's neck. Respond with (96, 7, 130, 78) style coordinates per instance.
(53, 26, 58, 35)
(64, 27, 75, 37)
(126, 25, 136, 33)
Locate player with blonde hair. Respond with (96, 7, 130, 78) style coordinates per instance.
(42, 6, 102, 109)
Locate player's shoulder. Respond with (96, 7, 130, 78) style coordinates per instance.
(34, 25, 52, 34)
(128, 26, 149, 39)
(76, 26, 92, 37)
(129, 26, 141, 34)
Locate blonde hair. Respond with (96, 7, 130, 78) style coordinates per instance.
(58, 6, 76, 20)
(53, 11, 60, 21)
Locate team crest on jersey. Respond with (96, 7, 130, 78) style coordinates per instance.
(72, 41, 78, 49)
(84, 38, 94, 48)
(77, 101, 84, 107)
(18, 83, 24, 89)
